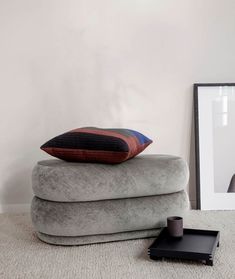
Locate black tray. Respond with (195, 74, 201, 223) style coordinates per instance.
(148, 227, 220, 266)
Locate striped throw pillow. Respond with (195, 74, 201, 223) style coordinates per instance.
(41, 127, 152, 164)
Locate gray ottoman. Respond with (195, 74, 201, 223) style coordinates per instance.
(31, 155, 189, 245)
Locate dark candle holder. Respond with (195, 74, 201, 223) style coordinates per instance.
(167, 216, 183, 238)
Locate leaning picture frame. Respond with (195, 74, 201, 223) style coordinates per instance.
(194, 83, 235, 210)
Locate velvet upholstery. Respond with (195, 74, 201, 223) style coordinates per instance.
(32, 155, 189, 202)
(31, 191, 189, 237)
(31, 154, 189, 245)
(36, 228, 161, 246)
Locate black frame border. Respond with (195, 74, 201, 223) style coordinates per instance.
(194, 83, 235, 209)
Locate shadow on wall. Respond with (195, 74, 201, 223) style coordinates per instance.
(188, 101, 197, 210)
(1, 159, 33, 211)
(228, 174, 235, 192)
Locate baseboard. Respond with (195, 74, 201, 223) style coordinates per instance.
(0, 203, 30, 214)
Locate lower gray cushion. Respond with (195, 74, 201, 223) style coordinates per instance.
(32, 155, 189, 202)
(31, 190, 189, 237)
(36, 228, 161, 246)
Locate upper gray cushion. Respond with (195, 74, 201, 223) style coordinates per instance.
(32, 154, 189, 202)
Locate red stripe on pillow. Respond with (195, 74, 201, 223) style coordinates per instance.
(43, 147, 130, 164)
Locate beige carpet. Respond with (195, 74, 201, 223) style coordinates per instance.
(0, 210, 234, 279)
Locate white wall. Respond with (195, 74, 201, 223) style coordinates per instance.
(1, 0, 235, 212)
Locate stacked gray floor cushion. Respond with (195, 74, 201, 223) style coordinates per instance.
(31, 154, 189, 245)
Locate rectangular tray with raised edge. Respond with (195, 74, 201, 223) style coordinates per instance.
(148, 227, 220, 266)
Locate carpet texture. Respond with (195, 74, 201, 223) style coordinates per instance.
(0, 210, 235, 279)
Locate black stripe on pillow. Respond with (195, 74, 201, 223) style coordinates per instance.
(41, 132, 129, 152)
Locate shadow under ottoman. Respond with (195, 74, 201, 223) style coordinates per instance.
(31, 155, 189, 245)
